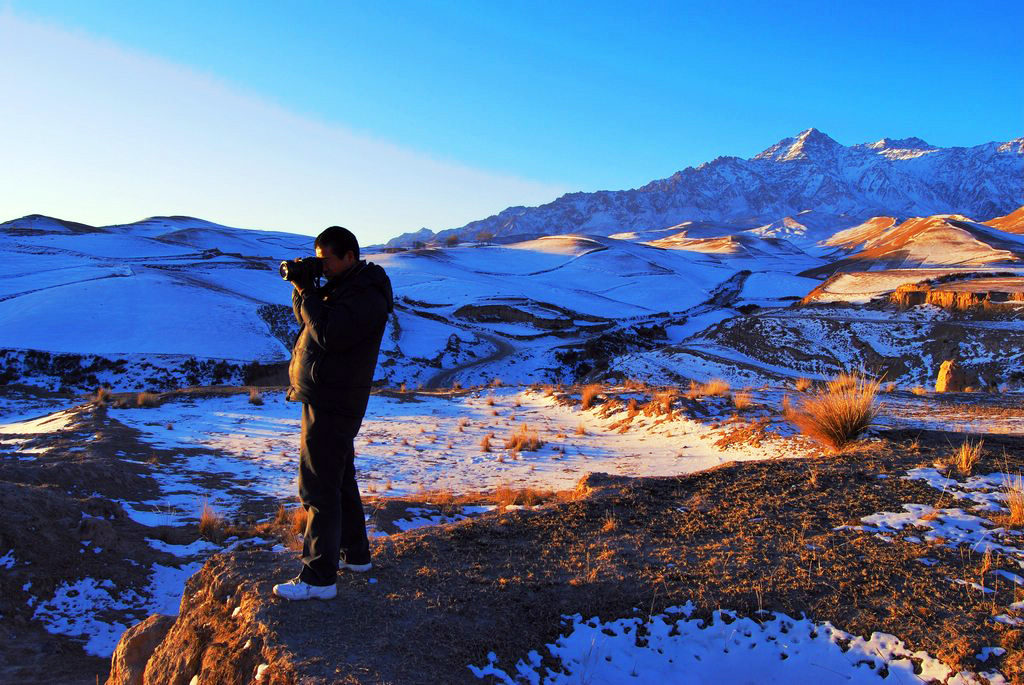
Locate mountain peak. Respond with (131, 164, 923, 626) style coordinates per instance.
(752, 128, 841, 162)
(865, 136, 935, 150)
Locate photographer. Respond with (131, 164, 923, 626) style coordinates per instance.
(273, 225, 393, 601)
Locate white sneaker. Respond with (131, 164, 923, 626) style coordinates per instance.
(272, 578, 337, 601)
(340, 560, 372, 573)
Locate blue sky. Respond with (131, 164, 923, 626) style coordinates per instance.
(1, 1, 1020, 242)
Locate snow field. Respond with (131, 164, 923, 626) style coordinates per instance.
(111, 387, 805, 511)
(470, 605, 1004, 685)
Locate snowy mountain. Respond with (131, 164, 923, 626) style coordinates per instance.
(388, 129, 1024, 247)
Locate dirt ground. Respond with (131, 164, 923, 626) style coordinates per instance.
(139, 427, 1024, 684)
(4, 386, 1024, 684)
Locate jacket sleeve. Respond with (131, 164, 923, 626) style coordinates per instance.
(291, 287, 304, 325)
(298, 286, 388, 352)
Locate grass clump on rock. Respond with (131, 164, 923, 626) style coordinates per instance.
(787, 373, 880, 453)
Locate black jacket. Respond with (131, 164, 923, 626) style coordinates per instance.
(286, 260, 394, 418)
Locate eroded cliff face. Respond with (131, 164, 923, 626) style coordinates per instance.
(107, 552, 298, 685)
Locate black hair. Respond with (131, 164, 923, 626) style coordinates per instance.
(315, 225, 360, 260)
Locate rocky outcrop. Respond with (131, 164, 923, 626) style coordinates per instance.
(107, 552, 297, 685)
(107, 615, 176, 685)
(891, 281, 1024, 311)
(936, 359, 968, 392)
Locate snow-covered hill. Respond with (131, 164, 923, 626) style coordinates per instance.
(4, 206, 1024, 393)
(0, 213, 823, 391)
(388, 129, 1024, 247)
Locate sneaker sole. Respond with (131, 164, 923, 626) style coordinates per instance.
(340, 562, 372, 572)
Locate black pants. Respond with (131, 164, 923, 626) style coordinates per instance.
(297, 403, 370, 586)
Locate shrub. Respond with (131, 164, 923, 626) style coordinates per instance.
(94, 386, 112, 405)
(688, 379, 730, 398)
(954, 438, 984, 475)
(494, 485, 550, 508)
(795, 377, 812, 392)
(600, 512, 618, 533)
(505, 425, 544, 452)
(248, 387, 264, 406)
(732, 391, 753, 410)
(702, 379, 730, 397)
(199, 501, 226, 543)
(655, 390, 677, 414)
(829, 373, 859, 392)
(581, 384, 603, 410)
(788, 374, 880, 452)
(291, 506, 308, 535)
(136, 392, 160, 408)
(911, 386, 927, 396)
(1002, 474, 1024, 527)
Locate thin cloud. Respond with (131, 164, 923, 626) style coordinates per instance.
(0, 11, 566, 242)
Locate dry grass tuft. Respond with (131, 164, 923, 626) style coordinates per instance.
(505, 425, 544, 452)
(600, 512, 618, 533)
(581, 384, 603, 410)
(688, 379, 730, 398)
(829, 372, 860, 392)
(882, 382, 896, 393)
(787, 374, 881, 453)
(655, 390, 677, 414)
(702, 379, 730, 397)
(732, 390, 753, 411)
(457, 417, 469, 432)
(490, 377, 503, 387)
(953, 438, 984, 475)
(480, 432, 494, 453)
(136, 392, 160, 408)
(627, 398, 639, 417)
(493, 485, 551, 508)
(248, 387, 264, 405)
(1002, 474, 1024, 527)
(795, 377, 812, 392)
(911, 386, 928, 396)
(291, 506, 308, 536)
(576, 422, 587, 436)
(199, 500, 227, 543)
(94, 386, 112, 405)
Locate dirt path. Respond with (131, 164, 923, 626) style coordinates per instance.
(424, 331, 516, 389)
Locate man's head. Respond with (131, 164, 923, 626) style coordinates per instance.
(315, 226, 359, 280)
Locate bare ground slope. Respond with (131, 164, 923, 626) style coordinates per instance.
(123, 430, 1024, 684)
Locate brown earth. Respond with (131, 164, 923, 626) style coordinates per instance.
(0, 392, 283, 685)
(113, 429, 1024, 684)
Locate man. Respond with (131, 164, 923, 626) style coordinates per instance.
(273, 226, 393, 601)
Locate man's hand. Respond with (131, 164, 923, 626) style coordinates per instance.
(294, 274, 315, 296)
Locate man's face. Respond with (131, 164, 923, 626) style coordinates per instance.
(316, 244, 355, 280)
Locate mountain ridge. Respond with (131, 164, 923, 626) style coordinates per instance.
(387, 129, 1024, 247)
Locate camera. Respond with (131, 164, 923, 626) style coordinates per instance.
(279, 257, 323, 282)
